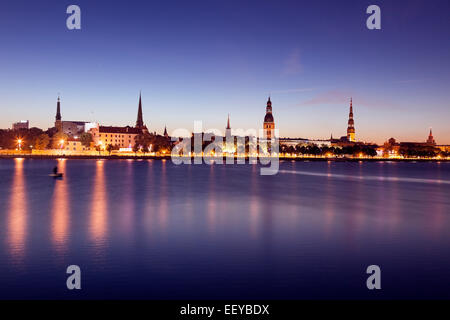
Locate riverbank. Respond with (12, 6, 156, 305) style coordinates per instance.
(0, 153, 448, 162)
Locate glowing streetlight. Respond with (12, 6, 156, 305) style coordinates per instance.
(17, 138, 22, 150)
(59, 139, 65, 149)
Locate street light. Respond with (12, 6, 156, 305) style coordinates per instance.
(59, 139, 65, 155)
(17, 139, 22, 151)
(97, 141, 103, 155)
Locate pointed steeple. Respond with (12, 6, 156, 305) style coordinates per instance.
(136, 92, 144, 129)
(56, 96, 61, 121)
(427, 127, 436, 145)
(163, 125, 168, 138)
(347, 97, 355, 142)
(226, 114, 231, 129)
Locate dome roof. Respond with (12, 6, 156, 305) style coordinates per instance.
(264, 113, 274, 123)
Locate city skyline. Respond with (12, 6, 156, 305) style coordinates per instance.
(1, 0, 450, 144)
(3, 93, 445, 146)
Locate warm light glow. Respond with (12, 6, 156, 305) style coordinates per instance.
(16, 138, 23, 150)
(8, 158, 27, 263)
(90, 160, 107, 244)
(51, 160, 69, 254)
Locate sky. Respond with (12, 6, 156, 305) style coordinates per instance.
(0, 0, 449, 144)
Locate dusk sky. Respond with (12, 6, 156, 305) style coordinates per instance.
(0, 0, 449, 144)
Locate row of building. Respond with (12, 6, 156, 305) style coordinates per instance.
(51, 93, 169, 152)
(11, 94, 448, 154)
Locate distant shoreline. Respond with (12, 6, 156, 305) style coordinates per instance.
(0, 154, 448, 162)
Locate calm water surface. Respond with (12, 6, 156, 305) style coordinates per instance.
(0, 159, 449, 299)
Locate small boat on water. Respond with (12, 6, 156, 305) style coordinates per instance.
(49, 173, 64, 178)
(50, 165, 63, 178)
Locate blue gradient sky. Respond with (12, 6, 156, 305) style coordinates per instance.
(0, 0, 449, 144)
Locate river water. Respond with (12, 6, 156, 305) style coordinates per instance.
(0, 158, 449, 299)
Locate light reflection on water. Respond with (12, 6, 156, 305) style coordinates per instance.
(0, 159, 449, 299)
(7, 158, 27, 265)
(51, 159, 69, 256)
(89, 160, 107, 260)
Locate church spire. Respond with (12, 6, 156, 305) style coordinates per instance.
(56, 96, 61, 121)
(163, 125, 168, 138)
(427, 127, 436, 145)
(136, 92, 144, 129)
(347, 97, 355, 142)
(55, 95, 62, 132)
(226, 114, 231, 129)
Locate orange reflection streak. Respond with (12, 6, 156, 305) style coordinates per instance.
(51, 160, 69, 254)
(7, 158, 27, 264)
(119, 161, 134, 235)
(323, 162, 335, 237)
(90, 160, 107, 243)
(158, 160, 168, 230)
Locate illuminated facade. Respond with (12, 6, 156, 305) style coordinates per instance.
(63, 139, 93, 152)
(89, 93, 146, 148)
(263, 97, 275, 139)
(90, 125, 142, 148)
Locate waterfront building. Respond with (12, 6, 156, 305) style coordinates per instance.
(437, 145, 450, 153)
(381, 129, 446, 157)
(54, 96, 96, 137)
(263, 97, 275, 139)
(12, 120, 29, 130)
(90, 125, 142, 148)
(279, 138, 331, 148)
(89, 93, 147, 148)
(63, 139, 93, 152)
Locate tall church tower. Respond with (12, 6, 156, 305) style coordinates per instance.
(55, 96, 62, 132)
(263, 97, 275, 139)
(346, 98, 355, 142)
(136, 92, 146, 130)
